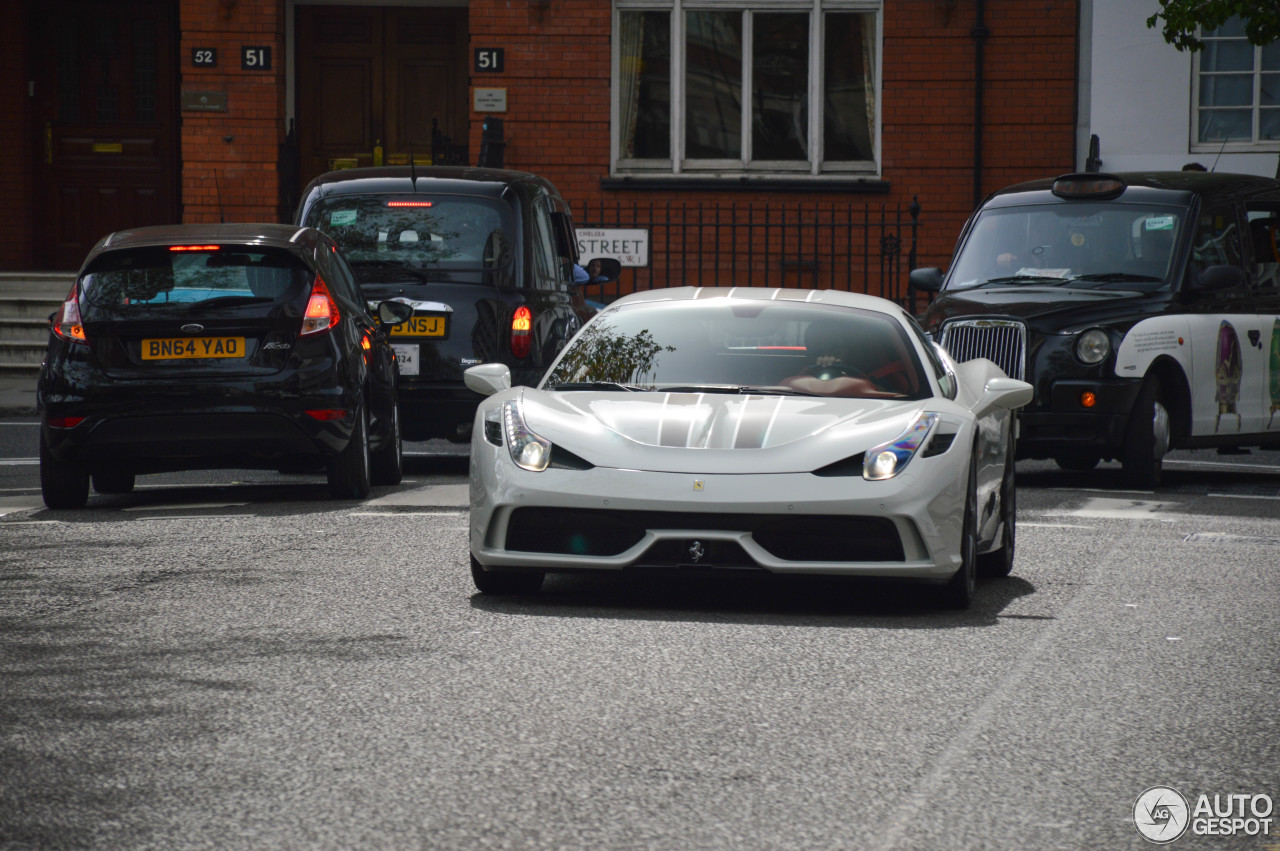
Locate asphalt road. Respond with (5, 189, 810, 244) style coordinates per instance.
(1, 415, 1277, 850)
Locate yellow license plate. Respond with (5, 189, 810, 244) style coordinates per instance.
(141, 337, 246, 360)
(391, 316, 447, 337)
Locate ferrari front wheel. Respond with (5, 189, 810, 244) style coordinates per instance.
(939, 457, 978, 609)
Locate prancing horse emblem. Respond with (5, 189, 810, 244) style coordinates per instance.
(693, 480, 704, 491)
(688, 541, 705, 563)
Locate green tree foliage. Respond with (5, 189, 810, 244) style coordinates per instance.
(546, 320, 674, 387)
(1146, 1, 1280, 51)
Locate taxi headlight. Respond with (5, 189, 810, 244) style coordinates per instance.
(503, 399, 552, 472)
(1075, 329, 1111, 365)
(863, 413, 938, 481)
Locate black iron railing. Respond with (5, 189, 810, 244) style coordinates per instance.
(576, 196, 922, 308)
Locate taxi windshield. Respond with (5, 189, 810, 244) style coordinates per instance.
(947, 203, 1184, 292)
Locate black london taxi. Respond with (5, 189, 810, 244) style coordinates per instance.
(295, 166, 619, 443)
(913, 171, 1280, 488)
(38, 223, 415, 508)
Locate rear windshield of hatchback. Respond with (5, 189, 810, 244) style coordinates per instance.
(79, 246, 311, 314)
(303, 195, 516, 277)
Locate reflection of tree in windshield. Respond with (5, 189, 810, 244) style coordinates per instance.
(312, 199, 509, 269)
(546, 320, 675, 386)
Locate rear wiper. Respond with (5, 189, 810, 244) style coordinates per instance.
(549, 381, 648, 392)
(195, 296, 272, 308)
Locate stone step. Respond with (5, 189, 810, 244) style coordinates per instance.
(0, 363, 41, 380)
(0, 297, 63, 320)
(0, 342, 48, 366)
(0, 317, 53, 344)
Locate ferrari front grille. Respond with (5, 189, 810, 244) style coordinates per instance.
(939, 319, 1027, 381)
(505, 508, 904, 562)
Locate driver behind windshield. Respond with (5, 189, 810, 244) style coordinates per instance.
(780, 320, 914, 398)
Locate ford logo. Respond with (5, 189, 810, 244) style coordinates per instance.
(181, 324, 204, 334)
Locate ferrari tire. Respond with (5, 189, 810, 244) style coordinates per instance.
(370, 401, 403, 487)
(979, 430, 1017, 578)
(1121, 376, 1169, 490)
(939, 456, 978, 609)
(40, 435, 89, 510)
(327, 404, 372, 500)
(92, 468, 136, 494)
(471, 556, 544, 595)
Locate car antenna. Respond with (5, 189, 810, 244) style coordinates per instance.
(409, 141, 418, 188)
(1210, 136, 1229, 172)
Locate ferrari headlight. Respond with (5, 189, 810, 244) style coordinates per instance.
(1075, 328, 1111, 365)
(863, 413, 938, 481)
(503, 399, 552, 472)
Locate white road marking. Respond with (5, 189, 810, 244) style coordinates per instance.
(122, 502, 248, 512)
(0, 458, 37, 466)
(1045, 496, 1182, 522)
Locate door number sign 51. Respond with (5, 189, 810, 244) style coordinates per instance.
(241, 46, 272, 71)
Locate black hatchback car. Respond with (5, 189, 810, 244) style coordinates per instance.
(914, 171, 1280, 488)
(37, 223, 414, 508)
(295, 166, 617, 443)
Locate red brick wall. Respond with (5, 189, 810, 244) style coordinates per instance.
(179, 0, 286, 223)
(0, 4, 34, 267)
(466, 0, 1079, 295)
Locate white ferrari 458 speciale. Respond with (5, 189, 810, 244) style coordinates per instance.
(465, 287, 1032, 608)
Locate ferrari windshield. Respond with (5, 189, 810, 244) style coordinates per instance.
(544, 301, 931, 400)
(947, 203, 1184, 292)
(303, 195, 516, 278)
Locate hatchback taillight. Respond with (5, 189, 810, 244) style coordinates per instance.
(511, 306, 532, 359)
(52, 284, 86, 344)
(301, 277, 340, 336)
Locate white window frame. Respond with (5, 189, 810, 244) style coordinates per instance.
(1190, 24, 1280, 154)
(610, 0, 883, 178)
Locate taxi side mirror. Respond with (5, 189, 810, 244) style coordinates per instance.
(377, 300, 415, 326)
(909, 267, 944, 293)
(581, 257, 621, 285)
(1188, 264, 1246, 294)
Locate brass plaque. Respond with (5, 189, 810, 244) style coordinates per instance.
(181, 91, 228, 112)
(91, 142, 123, 154)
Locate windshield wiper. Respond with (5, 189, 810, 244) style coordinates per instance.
(975, 275, 1071, 286)
(1070, 272, 1163, 283)
(656, 384, 823, 397)
(549, 381, 648, 392)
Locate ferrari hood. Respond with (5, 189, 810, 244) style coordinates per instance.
(519, 390, 937, 474)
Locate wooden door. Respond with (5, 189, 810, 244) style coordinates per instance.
(295, 6, 470, 191)
(32, 0, 179, 270)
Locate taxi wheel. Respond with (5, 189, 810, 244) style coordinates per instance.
(92, 468, 136, 494)
(40, 435, 89, 510)
(1121, 376, 1169, 489)
(939, 456, 978, 609)
(327, 404, 372, 500)
(979, 430, 1017, 578)
(1054, 455, 1100, 472)
(370, 401, 403, 487)
(470, 556, 544, 595)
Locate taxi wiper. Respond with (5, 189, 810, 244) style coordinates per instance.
(1070, 272, 1163, 283)
(550, 381, 647, 392)
(978, 275, 1071, 286)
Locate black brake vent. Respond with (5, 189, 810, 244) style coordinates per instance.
(922, 431, 956, 458)
(484, 419, 503, 446)
(549, 446, 594, 470)
(811, 452, 866, 477)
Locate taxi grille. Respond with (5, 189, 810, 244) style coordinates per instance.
(939, 319, 1027, 381)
